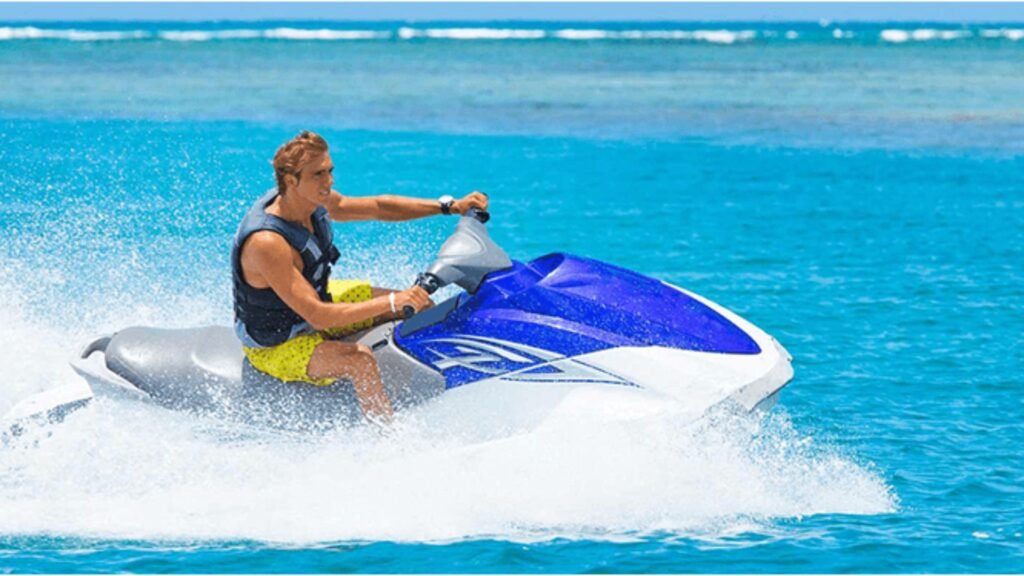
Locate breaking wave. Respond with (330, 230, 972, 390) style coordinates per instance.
(880, 28, 973, 43)
(979, 28, 1024, 41)
(552, 28, 757, 43)
(0, 26, 148, 41)
(159, 28, 389, 42)
(398, 27, 546, 40)
(2, 25, 1023, 45)
(0, 25, 761, 45)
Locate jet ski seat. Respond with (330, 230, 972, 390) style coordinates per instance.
(104, 326, 244, 408)
(102, 326, 361, 427)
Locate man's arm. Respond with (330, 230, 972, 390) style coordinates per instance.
(242, 232, 426, 330)
(326, 191, 488, 222)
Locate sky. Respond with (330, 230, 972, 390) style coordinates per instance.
(0, 2, 1023, 23)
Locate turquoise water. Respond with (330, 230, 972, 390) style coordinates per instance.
(1, 21, 1023, 573)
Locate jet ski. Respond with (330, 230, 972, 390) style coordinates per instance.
(4, 209, 793, 431)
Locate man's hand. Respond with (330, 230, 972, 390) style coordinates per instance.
(394, 285, 431, 315)
(452, 191, 489, 215)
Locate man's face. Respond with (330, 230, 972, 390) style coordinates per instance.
(292, 152, 334, 206)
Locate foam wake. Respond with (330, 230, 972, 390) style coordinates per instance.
(0, 389, 896, 543)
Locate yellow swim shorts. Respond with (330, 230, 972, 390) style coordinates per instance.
(242, 279, 375, 385)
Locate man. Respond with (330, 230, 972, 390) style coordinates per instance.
(232, 131, 488, 422)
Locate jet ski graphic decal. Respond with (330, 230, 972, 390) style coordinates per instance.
(420, 334, 629, 386)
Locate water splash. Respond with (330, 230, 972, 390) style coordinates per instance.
(0, 378, 895, 544)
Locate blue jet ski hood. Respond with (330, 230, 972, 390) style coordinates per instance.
(395, 253, 760, 388)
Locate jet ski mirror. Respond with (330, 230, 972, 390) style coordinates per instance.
(402, 207, 511, 318)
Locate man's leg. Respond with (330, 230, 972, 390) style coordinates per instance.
(308, 340, 393, 422)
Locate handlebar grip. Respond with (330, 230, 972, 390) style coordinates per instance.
(415, 273, 442, 294)
(400, 273, 442, 319)
(465, 207, 490, 223)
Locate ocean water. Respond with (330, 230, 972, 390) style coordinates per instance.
(0, 20, 1022, 573)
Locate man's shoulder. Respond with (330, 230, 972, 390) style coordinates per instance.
(241, 229, 295, 259)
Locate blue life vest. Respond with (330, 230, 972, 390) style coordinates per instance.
(231, 189, 340, 347)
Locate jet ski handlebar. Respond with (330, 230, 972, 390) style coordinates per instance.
(464, 207, 490, 224)
(401, 207, 505, 318)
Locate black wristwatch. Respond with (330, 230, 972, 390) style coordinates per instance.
(438, 195, 455, 216)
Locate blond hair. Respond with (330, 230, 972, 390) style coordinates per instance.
(272, 131, 329, 194)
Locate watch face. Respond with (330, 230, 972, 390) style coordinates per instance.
(438, 195, 455, 204)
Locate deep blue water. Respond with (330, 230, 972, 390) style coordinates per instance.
(0, 20, 1023, 573)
